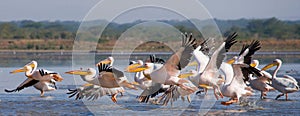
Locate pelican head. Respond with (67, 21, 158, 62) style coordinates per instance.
(65, 68, 96, 76)
(250, 60, 259, 68)
(10, 61, 37, 74)
(226, 56, 238, 64)
(125, 62, 151, 73)
(261, 59, 282, 71)
(96, 57, 114, 66)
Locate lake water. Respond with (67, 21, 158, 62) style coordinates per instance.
(0, 52, 300, 115)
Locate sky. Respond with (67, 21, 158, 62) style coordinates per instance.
(0, 0, 299, 23)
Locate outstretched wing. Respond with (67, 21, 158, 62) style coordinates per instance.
(5, 78, 39, 93)
(67, 85, 124, 101)
(165, 33, 196, 72)
(137, 83, 168, 103)
(241, 40, 261, 82)
(149, 55, 165, 64)
(206, 32, 237, 71)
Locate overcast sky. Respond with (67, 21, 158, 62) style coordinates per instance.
(0, 0, 299, 22)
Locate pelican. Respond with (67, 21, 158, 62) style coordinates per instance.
(192, 32, 237, 100)
(66, 63, 137, 103)
(127, 55, 169, 103)
(5, 60, 63, 96)
(221, 40, 261, 105)
(261, 59, 299, 100)
(126, 33, 199, 105)
(248, 60, 274, 99)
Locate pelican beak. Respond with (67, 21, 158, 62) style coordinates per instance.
(65, 70, 91, 75)
(261, 62, 279, 71)
(226, 58, 235, 64)
(125, 64, 148, 72)
(187, 61, 198, 66)
(82, 83, 94, 87)
(178, 72, 195, 78)
(10, 67, 26, 74)
(199, 84, 213, 89)
(250, 62, 257, 67)
(96, 59, 111, 66)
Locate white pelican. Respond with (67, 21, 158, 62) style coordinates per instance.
(9, 61, 63, 82)
(66, 63, 137, 103)
(6, 61, 63, 96)
(126, 33, 199, 105)
(221, 40, 261, 105)
(127, 55, 169, 103)
(193, 32, 238, 100)
(248, 59, 274, 99)
(261, 59, 299, 100)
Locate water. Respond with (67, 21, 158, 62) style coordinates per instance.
(0, 52, 300, 115)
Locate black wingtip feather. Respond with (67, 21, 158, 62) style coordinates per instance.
(4, 89, 17, 93)
(225, 32, 238, 52)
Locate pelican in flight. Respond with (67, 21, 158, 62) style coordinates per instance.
(221, 40, 261, 105)
(191, 32, 237, 100)
(187, 38, 236, 95)
(261, 59, 299, 100)
(66, 63, 137, 103)
(5, 61, 63, 96)
(127, 55, 170, 103)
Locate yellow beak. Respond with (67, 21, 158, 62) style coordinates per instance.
(187, 61, 198, 66)
(178, 72, 195, 78)
(125, 64, 148, 73)
(250, 62, 257, 67)
(65, 70, 91, 75)
(199, 84, 213, 89)
(10, 68, 26, 74)
(261, 62, 278, 71)
(226, 58, 235, 64)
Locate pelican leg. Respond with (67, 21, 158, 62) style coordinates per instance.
(40, 90, 44, 97)
(286, 94, 288, 101)
(111, 93, 118, 103)
(187, 95, 191, 103)
(260, 91, 266, 99)
(275, 93, 284, 100)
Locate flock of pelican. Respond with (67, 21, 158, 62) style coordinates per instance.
(4, 32, 299, 106)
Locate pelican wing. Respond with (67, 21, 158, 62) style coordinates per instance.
(273, 78, 299, 89)
(137, 83, 168, 103)
(158, 85, 182, 106)
(67, 85, 124, 100)
(98, 63, 124, 78)
(199, 38, 210, 55)
(240, 40, 261, 82)
(149, 55, 165, 64)
(283, 75, 298, 83)
(165, 33, 196, 72)
(38, 69, 58, 76)
(243, 40, 261, 64)
(5, 78, 39, 92)
(206, 32, 237, 70)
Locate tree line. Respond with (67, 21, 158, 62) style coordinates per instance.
(0, 17, 299, 40)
